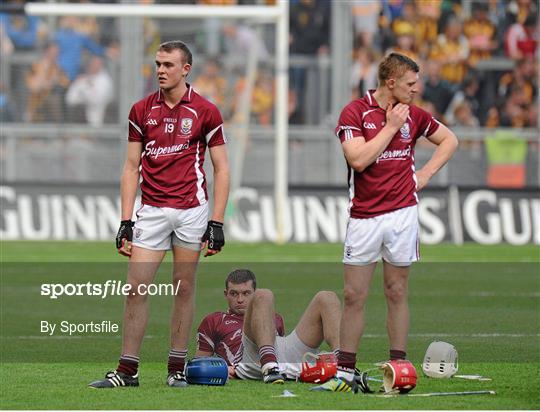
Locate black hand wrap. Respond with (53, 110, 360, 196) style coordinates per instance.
(356, 371, 376, 393)
(202, 220, 225, 251)
(115, 220, 134, 249)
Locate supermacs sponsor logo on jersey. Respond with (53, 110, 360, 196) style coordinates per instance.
(376, 145, 411, 163)
(144, 140, 189, 159)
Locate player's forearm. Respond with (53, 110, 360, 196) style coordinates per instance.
(211, 168, 230, 222)
(120, 167, 139, 221)
(419, 134, 459, 179)
(347, 125, 399, 172)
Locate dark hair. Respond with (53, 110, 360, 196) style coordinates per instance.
(225, 269, 257, 290)
(158, 40, 193, 66)
(472, 1, 488, 12)
(378, 52, 419, 85)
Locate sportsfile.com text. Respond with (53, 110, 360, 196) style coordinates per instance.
(40, 280, 181, 299)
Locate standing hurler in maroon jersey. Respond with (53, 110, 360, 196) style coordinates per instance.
(90, 41, 230, 389)
(319, 53, 458, 392)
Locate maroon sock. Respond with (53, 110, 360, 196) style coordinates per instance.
(337, 350, 356, 372)
(389, 349, 407, 360)
(168, 349, 187, 374)
(259, 345, 277, 369)
(117, 355, 139, 376)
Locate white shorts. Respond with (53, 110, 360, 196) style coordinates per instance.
(343, 205, 419, 266)
(132, 203, 208, 251)
(234, 330, 318, 381)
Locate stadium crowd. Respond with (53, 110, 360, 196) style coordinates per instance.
(0, 0, 537, 128)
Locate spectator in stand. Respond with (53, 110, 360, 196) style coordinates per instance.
(290, 0, 330, 55)
(506, 0, 538, 27)
(251, 69, 274, 126)
(464, 1, 498, 66)
(415, 0, 442, 51)
(487, 0, 507, 38)
(498, 56, 536, 108)
(222, 23, 270, 61)
(484, 105, 500, 128)
(505, 13, 538, 59)
(389, 2, 423, 56)
(350, 47, 378, 99)
(25, 42, 70, 122)
(499, 85, 529, 127)
(498, 56, 537, 128)
(53, 16, 117, 81)
(422, 60, 454, 121)
(193, 57, 227, 109)
(451, 100, 480, 128)
(351, 0, 381, 51)
(231, 69, 274, 126)
(389, 20, 420, 62)
(65, 55, 114, 126)
(0, 0, 47, 50)
(289, 0, 330, 124)
(381, 0, 405, 24)
(429, 16, 470, 85)
(445, 74, 481, 126)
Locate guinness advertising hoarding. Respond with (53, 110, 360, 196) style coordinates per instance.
(1, 185, 538, 245)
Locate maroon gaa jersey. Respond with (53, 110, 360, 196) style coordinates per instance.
(197, 311, 285, 366)
(128, 84, 226, 209)
(336, 90, 440, 219)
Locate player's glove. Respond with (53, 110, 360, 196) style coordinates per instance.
(115, 220, 134, 249)
(202, 220, 225, 251)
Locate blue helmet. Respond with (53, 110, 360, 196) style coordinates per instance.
(185, 357, 228, 386)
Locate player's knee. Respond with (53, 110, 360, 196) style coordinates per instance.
(384, 282, 407, 304)
(314, 291, 340, 308)
(173, 278, 195, 299)
(343, 286, 367, 309)
(125, 282, 150, 302)
(252, 288, 274, 305)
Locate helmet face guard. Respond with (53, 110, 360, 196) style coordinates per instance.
(185, 357, 228, 386)
(422, 341, 458, 378)
(381, 360, 418, 394)
(300, 352, 337, 384)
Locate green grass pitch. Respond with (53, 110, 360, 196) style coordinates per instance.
(1, 241, 539, 409)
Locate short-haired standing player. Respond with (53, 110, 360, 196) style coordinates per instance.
(90, 40, 230, 389)
(325, 52, 458, 391)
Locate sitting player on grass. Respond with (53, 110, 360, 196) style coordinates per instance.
(195, 269, 343, 385)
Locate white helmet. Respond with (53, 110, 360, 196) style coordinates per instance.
(422, 341, 458, 378)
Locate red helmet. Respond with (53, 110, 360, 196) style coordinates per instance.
(381, 360, 417, 394)
(300, 352, 337, 384)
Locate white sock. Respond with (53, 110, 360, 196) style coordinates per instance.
(261, 361, 279, 375)
(336, 369, 355, 382)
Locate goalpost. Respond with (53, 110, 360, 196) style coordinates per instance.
(26, 1, 289, 243)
